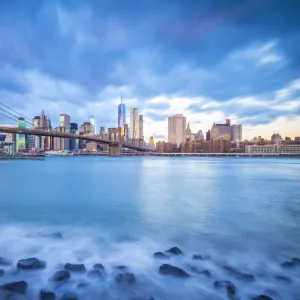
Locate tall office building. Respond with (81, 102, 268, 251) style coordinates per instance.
(130, 108, 139, 139)
(168, 114, 186, 146)
(16, 117, 26, 152)
(40, 110, 46, 129)
(211, 119, 231, 141)
(59, 114, 71, 129)
(89, 116, 96, 134)
(32, 116, 41, 150)
(139, 115, 144, 140)
(206, 130, 211, 141)
(70, 123, 79, 151)
(53, 126, 69, 150)
(230, 124, 242, 142)
(118, 95, 126, 136)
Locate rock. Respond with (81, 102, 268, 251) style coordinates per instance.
(64, 263, 86, 273)
(115, 272, 136, 284)
(60, 293, 78, 300)
(281, 261, 298, 268)
(154, 252, 170, 259)
(0, 281, 28, 295)
(87, 269, 103, 280)
(159, 264, 189, 278)
(77, 282, 89, 289)
(165, 247, 183, 255)
(42, 232, 63, 239)
(190, 266, 211, 277)
(214, 280, 236, 298)
(0, 257, 13, 266)
(0, 269, 4, 277)
(52, 270, 71, 282)
(115, 265, 128, 271)
(222, 266, 255, 282)
(17, 257, 46, 270)
(274, 275, 292, 282)
(252, 296, 273, 300)
(192, 254, 203, 260)
(40, 289, 56, 300)
(292, 257, 300, 264)
(93, 263, 104, 270)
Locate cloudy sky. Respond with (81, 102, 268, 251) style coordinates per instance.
(0, 0, 300, 141)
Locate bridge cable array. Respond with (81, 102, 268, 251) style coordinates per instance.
(0, 103, 33, 128)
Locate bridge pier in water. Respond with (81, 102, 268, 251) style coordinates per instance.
(108, 143, 122, 156)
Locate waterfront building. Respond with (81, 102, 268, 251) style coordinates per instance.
(53, 126, 69, 150)
(149, 136, 155, 150)
(59, 114, 71, 129)
(206, 129, 211, 141)
(156, 141, 176, 153)
(118, 95, 126, 135)
(139, 115, 144, 141)
(168, 114, 186, 146)
(70, 123, 78, 151)
(230, 124, 242, 143)
(130, 108, 139, 139)
(186, 123, 204, 141)
(246, 144, 300, 154)
(16, 117, 26, 152)
(124, 124, 129, 141)
(89, 116, 96, 134)
(211, 119, 231, 141)
(271, 132, 282, 143)
(210, 138, 231, 153)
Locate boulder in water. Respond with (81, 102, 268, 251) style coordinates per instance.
(165, 247, 184, 255)
(281, 261, 298, 268)
(93, 263, 104, 270)
(252, 296, 273, 300)
(0, 281, 28, 295)
(159, 264, 189, 278)
(292, 257, 300, 264)
(40, 289, 55, 300)
(192, 254, 203, 260)
(274, 275, 291, 282)
(77, 282, 89, 289)
(60, 293, 78, 300)
(17, 257, 46, 270)
(42, 232, 63, 239)
(0, 269, 4, 277)
(154, 252, 170, 260)
(190, 266, 211, 277)
(222, 266, 255, 282)
(0, 257, 13, 266)
(114, 265, 129, 271)
(87, 269, 103, 280)
(115, 272, 136, 284)
(52, 270, 71, 282)
(64, 263, 86, 273)
(214, 280, 236, 298)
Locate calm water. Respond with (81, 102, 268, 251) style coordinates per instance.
(0, 157, 300, 299)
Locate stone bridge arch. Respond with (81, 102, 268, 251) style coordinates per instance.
(108, 128, 122, 143)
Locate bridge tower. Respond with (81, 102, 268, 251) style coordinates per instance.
(108, 127, 122, 156)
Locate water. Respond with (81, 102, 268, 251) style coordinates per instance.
(0, 157, 300, 299)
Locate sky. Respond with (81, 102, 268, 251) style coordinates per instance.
(0, 0, 300, 141)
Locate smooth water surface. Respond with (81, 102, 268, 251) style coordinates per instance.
(0, 157, 300, 299)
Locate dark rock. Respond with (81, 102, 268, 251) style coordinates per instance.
(166, 247, 183, 255)
(115, 272, 136, 284)
(115, 265, 128, 271)
(281, 261, 297, 268)
(17, 257, 46, 270)
(0, 257, 13, 266)
(42, 232, 63, 239)
(292, 257, 300, 264)
(0, 281, 28, 295)
(252, 296, 273, 300)
(87, 269, 103, 280)
(159, 264, 189, 278)
(60, 293, 78, 300)
(154, 252, 170, 260)
(77, 282, 89, 289)
(192, 254, 203, 260)
(190, 266, 211, 277)
(0, 269, 4, 277)
(93, 263, 104, 270)
(64, 263, 86, 273)
(222, 266, 255, 282)
(274, 275, 292, 282)
(214, 280, 236, 298)
(52, 270, 71, 282)
(40, 289, 56, 300)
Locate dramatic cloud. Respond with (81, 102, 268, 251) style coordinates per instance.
(0, 0, 300, 140)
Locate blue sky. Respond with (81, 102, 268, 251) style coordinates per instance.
(0, 0, 300, 140)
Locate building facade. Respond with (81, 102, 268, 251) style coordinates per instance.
(130, 108, 139, 139)
(168, 114, 186, 146)
(69, 122, 78, 151)
(211, 119, 231, 141)
(16, 117, 26, 152)
(230, 124, 242, 142)
(59, 114, 71, 129)
(89, 116, 96, 135)
(118, 100, 126, 135)
(156, 141, 176, 153)
(139, 115, 144, 140)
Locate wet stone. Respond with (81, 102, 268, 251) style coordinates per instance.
(214, 280, 236, 298)
(115, 265, 129, 271)
(77, 282, 89, 289)
(87, 269, 103, 280)
(192, 254, 203, 260)
(159, 264, 190, 278)
(0, 257, 13, 266)
(52, 270, 71, 282)
(252, 296, 273, 300)
(0, 269, 4, 277)
(274, 275, 292, 282)
(17, 257, 46, 270)
(166, 247, 184, 255)
(0, 281, 28, 295)
(60, 293, 78, 300)
(281, 261, 298, 268)
(115, 272, 136, 284)
(40, 289, 56, 300)
(42, 232, 63, 239)
(64, 263, 86, 273)
(292, 257, 300, 264)
(190, 266, 211, 277)
(154, 252, 170, 260)
(222, 266, 255, 282)
(93, 263, 104, 270)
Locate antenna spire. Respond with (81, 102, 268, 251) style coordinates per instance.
(121, 92, 123, 105)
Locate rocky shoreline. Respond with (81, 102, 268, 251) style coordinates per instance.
(1, 239, 300, 300)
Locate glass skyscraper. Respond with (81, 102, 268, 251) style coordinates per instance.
(118, 95, 126, 136)
(16, 117, 26, 152)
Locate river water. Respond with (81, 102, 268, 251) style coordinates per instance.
(0, 157, 300, 299)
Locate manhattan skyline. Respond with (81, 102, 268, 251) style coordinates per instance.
(0, 0, 300, 140)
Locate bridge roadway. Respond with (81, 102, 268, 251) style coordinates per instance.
(0, 126, 152, 153)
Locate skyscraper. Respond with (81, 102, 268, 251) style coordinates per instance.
(168, 114, 186, 146)
(89, 116, 96, 134)
(130, 108, 139, 139)
(118, 94, 126, 136)
(230, 124, 242, 142)
(70, 123, 79, 151)
(16, 117, 26, 152)
(59, 114, 71, 129)
(211, 119, 231, 141)
(139, 115, 144, 140)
